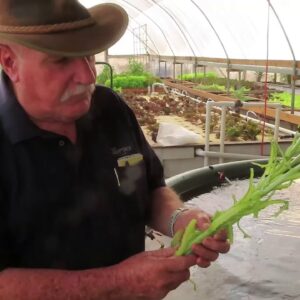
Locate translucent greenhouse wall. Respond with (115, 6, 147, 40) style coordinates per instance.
(80, 0, 300, 60)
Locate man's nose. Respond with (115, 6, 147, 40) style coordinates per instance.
(73, 56, 96, 84)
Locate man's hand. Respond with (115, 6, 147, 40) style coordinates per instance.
(113, 247, 196, 300)
(173, 209, 230, 268)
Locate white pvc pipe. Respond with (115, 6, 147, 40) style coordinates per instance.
(242, 102, 281, 108)
(240, 110, 296, 135)
(274, 106, 282, 140)
(171, 89, 202, 103)
(219, 106, 227, 164)
(204, 101, 213, 166)
(196, 150, 265, 160)
(203, 101, 284, 166)
(151, 83, 169, 94)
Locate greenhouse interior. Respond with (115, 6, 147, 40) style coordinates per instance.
(1, 0, 300, 299)
(78, 1, 300, 299)
(81, 0, 300, 178)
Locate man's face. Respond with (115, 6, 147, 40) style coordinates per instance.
(13, 47, 97, 123)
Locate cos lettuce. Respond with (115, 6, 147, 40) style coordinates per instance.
(172, 136, 300, 256)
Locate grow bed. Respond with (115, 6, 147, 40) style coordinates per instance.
(122, 91, 278, 146)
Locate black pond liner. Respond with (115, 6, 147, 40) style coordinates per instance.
(166, 159, 268, 201)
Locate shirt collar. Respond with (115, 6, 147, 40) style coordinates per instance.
(0, 71, 42, 144)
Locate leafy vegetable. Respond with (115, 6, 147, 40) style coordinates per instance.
(269, 91, 300, 109)
(173, 136, 300, 256)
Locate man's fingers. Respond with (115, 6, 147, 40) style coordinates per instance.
(202, 237, 230, 253)
(166, 269, 191, 290)
(213, 229, 228, 241)
(191, 244, 219, 262)
(166, 254, 197, 272)
(196, 217, 210, 231)
(196, 257, 211, 268)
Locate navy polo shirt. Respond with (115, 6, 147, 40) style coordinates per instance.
(0, 72, 165, 270)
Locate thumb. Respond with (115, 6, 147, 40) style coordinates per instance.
(196, 214, 211, 231)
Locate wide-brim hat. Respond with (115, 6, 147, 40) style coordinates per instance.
(0, 0, 129, 57)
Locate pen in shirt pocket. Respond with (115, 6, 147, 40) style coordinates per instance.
(114, 168, 120, 187)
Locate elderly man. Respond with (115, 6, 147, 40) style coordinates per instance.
(0, 0, 229, 299)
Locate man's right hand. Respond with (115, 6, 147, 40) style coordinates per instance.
(113, 247, 196, 300)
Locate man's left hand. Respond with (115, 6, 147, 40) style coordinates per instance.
(173, 209, 230, 268)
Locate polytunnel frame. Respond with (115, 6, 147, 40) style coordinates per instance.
(120, 0, 229, 82)
(118, 0, 177, 77)
(267, 0, 297, 114)
(128, 16, 160, 56)
(116, 0, 250, 95)
(150, 0, 198, 79)
(104, 0, 299, 114)
(119, 0, 175, 57)
(190, 0, 231, 94)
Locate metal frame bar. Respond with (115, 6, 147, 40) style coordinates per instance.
(150, 0, 197, 58)
(267, 0, 297, 113)
(119, 0, 176, 57)
(190, 0, 231, 94)
(95, 62, 113, 88)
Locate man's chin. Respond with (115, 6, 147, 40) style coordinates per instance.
(60, 103, 91, 122)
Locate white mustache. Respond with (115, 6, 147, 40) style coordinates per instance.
(60, 84, 95, 103)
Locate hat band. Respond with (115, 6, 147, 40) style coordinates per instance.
(0, 17, 95, 34)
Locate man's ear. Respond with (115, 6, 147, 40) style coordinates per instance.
(0, 45, 19, 83)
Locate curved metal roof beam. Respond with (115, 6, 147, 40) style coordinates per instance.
(267, 1, 295, 61)
(128, 16, 160, 55)
(267, 0, 296, 114)
(119, 0, 176, 56)
(190, 0, 231, 93)
(150, 0, 196, 57)
(190, 0, 230, 62)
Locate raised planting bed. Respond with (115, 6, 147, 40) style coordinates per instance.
(121, 90, 277, 146)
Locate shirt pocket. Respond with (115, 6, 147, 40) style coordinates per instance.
(116, 154, 146, 196)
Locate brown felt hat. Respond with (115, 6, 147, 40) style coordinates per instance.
(0, 0, 129, 57)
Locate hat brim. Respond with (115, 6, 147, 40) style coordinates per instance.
(0, 3, 129, 57)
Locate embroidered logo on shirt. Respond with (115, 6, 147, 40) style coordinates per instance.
(111, 146, 132, 157)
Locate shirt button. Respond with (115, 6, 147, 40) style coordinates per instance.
(58, 140, 65, 147)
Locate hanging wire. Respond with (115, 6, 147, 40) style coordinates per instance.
(261, 1, 271, 156)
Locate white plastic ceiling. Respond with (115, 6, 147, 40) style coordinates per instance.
(80, 0, 299, 60)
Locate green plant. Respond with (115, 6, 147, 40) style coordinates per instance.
(231, 86, 250, 101)
(226, 126, 241, 140)
(172, 136, 300, 256)
(105, 75, 150, 89)
(195, 83, 227, 92)
(179, 72, 218, 82)
(269, 92, 300, 109)
(127, 59, 145, 75)
(241, 120, 261, 141)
